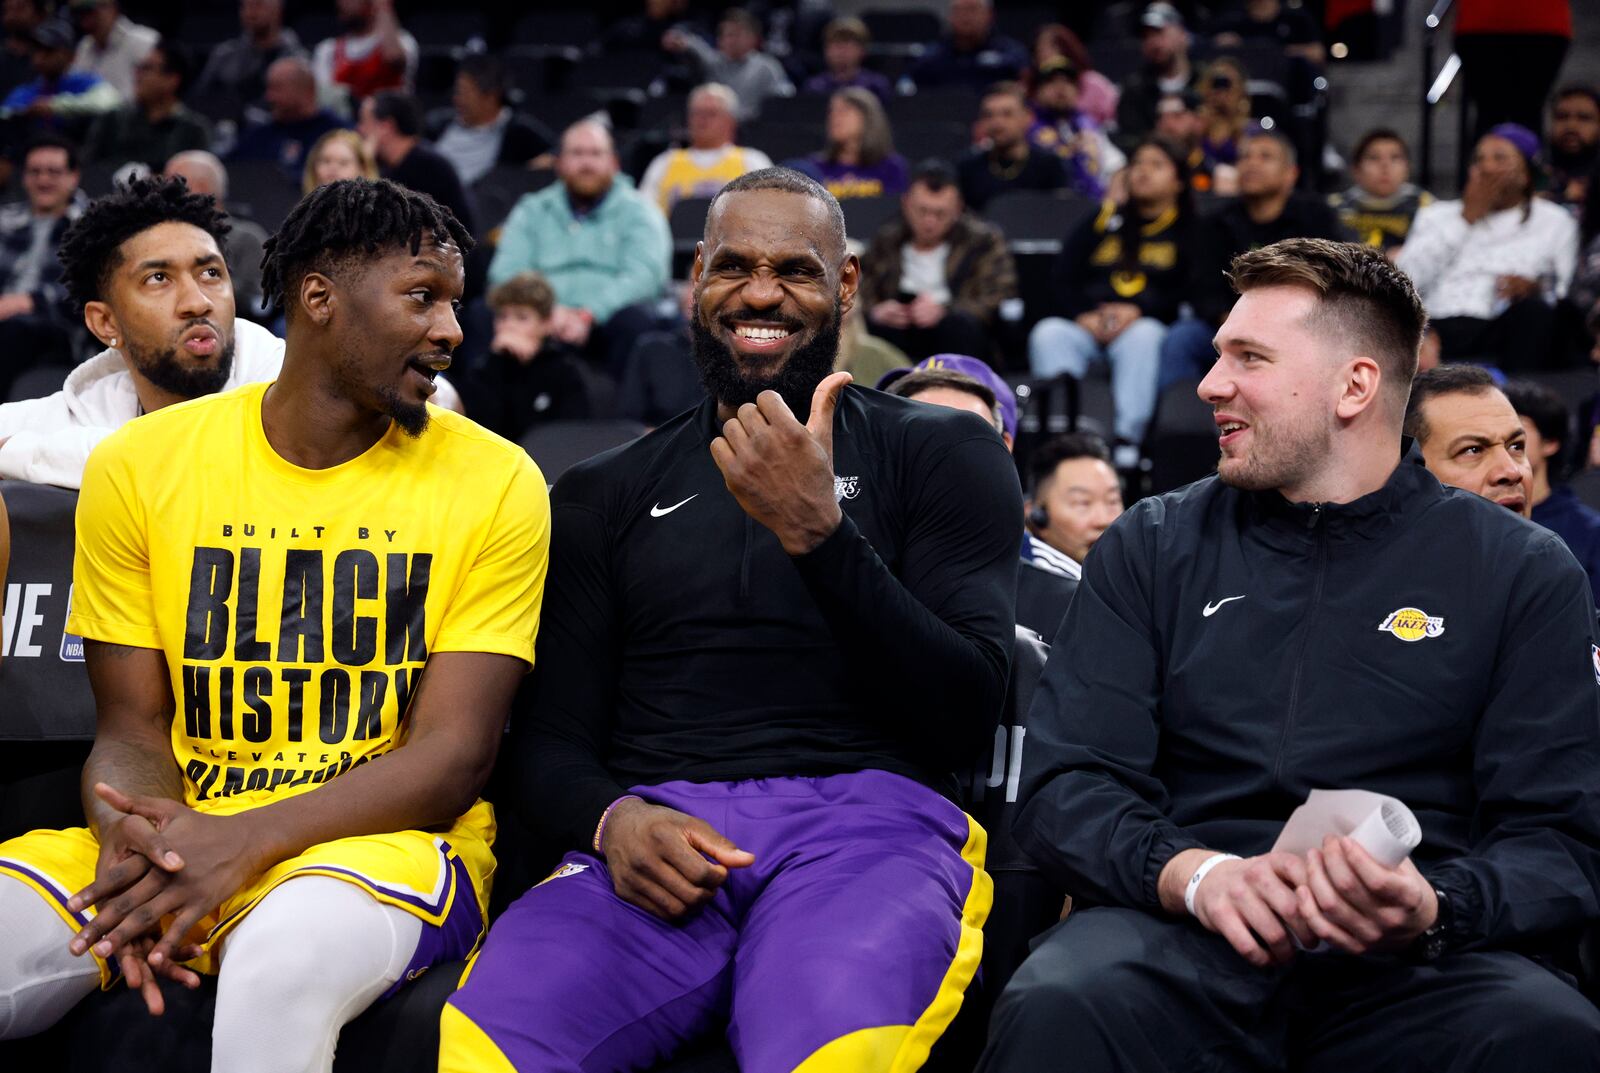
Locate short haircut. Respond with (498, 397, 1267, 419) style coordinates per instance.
(58, 175, 231, 311)
(1402, 364, 1498, 445)
(23, 132, 79, 173)
(887, 368, 1001, 430)
(369, 90, 422, 138)
(707, 166, 847, 260)
(167, 149, 228, 199)
(720, 7, 760, 35)
(981, 80, 1029, 108)
(690, 82, 739, 116)
(1353, 127, 1409, 165)
(823, 16, 869, 45)
(1553, 83, 1600, 113)
(908, 158, 959, 193)
(150, 38, 194, 96)
(488, 271, 555, 318)
(457, 53, 506, 100)
(260, 178, 474, 319)
(1028, 432, 1111, 493)
(1229, 238, 1426, 411)
(1244, 125, 1298, 167)
(1503, 379, 1574, 480)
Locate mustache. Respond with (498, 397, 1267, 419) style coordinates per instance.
(717, 310, 805, 333)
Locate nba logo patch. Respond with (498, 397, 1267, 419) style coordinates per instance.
(59, 583, 83, 662)
(1591, 644, 1600, 685)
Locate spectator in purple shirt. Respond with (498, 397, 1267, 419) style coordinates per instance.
(801, 17, 892, 103)
(787, 88, 908, 200)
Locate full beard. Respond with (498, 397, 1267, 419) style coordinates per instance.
(128, 334, 235, 400)
(1215, 415, 1334, 494)
(691, 303, 842, 420)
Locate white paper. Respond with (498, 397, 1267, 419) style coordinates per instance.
(1272, 789, 1422, 868)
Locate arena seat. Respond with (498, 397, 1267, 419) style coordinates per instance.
(983, 190, 1097, 256)
(5, 363, 72, 403)
(1144, 378, 1219, 494)
(520, 418, 649, 483)
(512, 10, 599, 49)
(226, 160, 302, 234)
(668, 196, 714, 260)
(860, 9, 943, 47)
(841, 194, 900, 244)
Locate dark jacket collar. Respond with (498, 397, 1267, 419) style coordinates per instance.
(1243, 440, 1439, 547)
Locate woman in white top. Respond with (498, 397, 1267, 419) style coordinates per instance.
(1397, 123, 1578, 371)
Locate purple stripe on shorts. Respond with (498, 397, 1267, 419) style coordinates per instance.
(382, 849, 483, 999)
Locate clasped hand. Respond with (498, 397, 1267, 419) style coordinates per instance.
(67, 783, 263, 1012)
(1190, 836, 1437, 968)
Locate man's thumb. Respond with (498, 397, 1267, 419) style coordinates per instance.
(686, 823, 756, 868)
(807, 371, 853, 450)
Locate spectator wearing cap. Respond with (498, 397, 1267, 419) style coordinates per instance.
(1, 18, 119, 123)
(1506, 379, 1600, 606)
(228, 55, 347, 180)
(663, 8, 792, 121)
(958, 81, 1070, 211)
(67, 0, 155, 100)
(1209, 0, 1326, 67)
(312, 0, 417, 106)
(1029, 24, 1118, 128)
(803, 17, 892, 104)
(1116, 3, 1198, 150)
(861, 159, 1017, 363)
(1031, 137, 1199, 458)
(1028, 58, 1125, 200)
(883, 355, 1079, 638)
(1328, 129, 1433, 256)
(357, 89, 476, 235)
(911, 0, 1028, 93)
(192, 0, 308, 121)
(1195, 57, 1250, 168)
(1398, 124, 1578, 371)
(787, 88, 908, 200)
(1167, 128, 1347, 388)
(434, 54, 553, 188)
(1153, 89, 1238, 195)
(83, 38, 210, 170)
(1547, 84, 1600, 214)
(638, 83, 772, 214)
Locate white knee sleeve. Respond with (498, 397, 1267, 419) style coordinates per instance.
(0, 872, 100, 1039)
(211, 875, 423, 1073)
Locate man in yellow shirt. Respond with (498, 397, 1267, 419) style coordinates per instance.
(0, 177, 549, 1073)
(639, 83, 773, 214)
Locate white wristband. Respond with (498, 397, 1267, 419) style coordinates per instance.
(1184, 853, 1241, 918)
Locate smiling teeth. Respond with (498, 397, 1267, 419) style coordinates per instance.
(736, 326, 790, 341)
(1220, 422, 1245, 434)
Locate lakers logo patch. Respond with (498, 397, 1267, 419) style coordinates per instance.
(536, 862, 589, 887)
(834, 475, 861, 501)
(1378, 607, 1445, 643)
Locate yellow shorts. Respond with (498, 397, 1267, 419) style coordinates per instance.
(0, 799, 496, 989)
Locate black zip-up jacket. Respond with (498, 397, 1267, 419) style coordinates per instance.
(513, 387, 1022, 850)
(1015, 447, 1600, 955)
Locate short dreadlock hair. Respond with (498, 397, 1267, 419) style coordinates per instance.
(260, 178, 475, 320)
(58, 175, 230, 312)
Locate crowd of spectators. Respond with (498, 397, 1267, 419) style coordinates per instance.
(0, 0, 1591, 509)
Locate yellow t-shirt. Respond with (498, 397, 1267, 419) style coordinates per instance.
(67, 380, 550, 818)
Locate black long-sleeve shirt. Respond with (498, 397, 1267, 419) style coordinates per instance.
(1014, 446, 1600, 955)
(1047, 199, 1200, 324)
(515, 387, 1022, 849)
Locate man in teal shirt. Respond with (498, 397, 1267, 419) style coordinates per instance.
(489, 119, 671, 376)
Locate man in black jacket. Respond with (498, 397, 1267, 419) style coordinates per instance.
(980, 238, 1600, 1072)
(441, 167, 1021, 1073)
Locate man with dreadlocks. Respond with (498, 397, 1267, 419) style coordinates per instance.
(441, 166, 1020, 1072)
(0, 177, 550, 1073)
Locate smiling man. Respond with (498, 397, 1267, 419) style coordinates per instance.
(1405, 364, 1532, 516)
(981, 238, 1600, 1072)
(442, 167, 1021, 1073)
(0, 178, 549, 1072)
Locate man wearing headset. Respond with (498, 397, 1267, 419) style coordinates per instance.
(1022, 432, 1124, 580)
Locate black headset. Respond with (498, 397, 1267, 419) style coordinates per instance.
(1027, 503, 1050, 530)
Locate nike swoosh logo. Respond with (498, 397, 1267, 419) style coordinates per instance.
(1202, 595, 1246, 617)
(650, 495, 698, 518)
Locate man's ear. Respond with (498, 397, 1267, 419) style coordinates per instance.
(299, 272, 334, 327)
(690, 241, 705, 289)
(838, 252, 860, 317)
(1541, 436, 1562, 461)
(82, 300, 119, 350)
(1334, 355, 1382, 421)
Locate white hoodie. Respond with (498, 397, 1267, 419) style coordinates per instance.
(0, 320, 461, 489)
